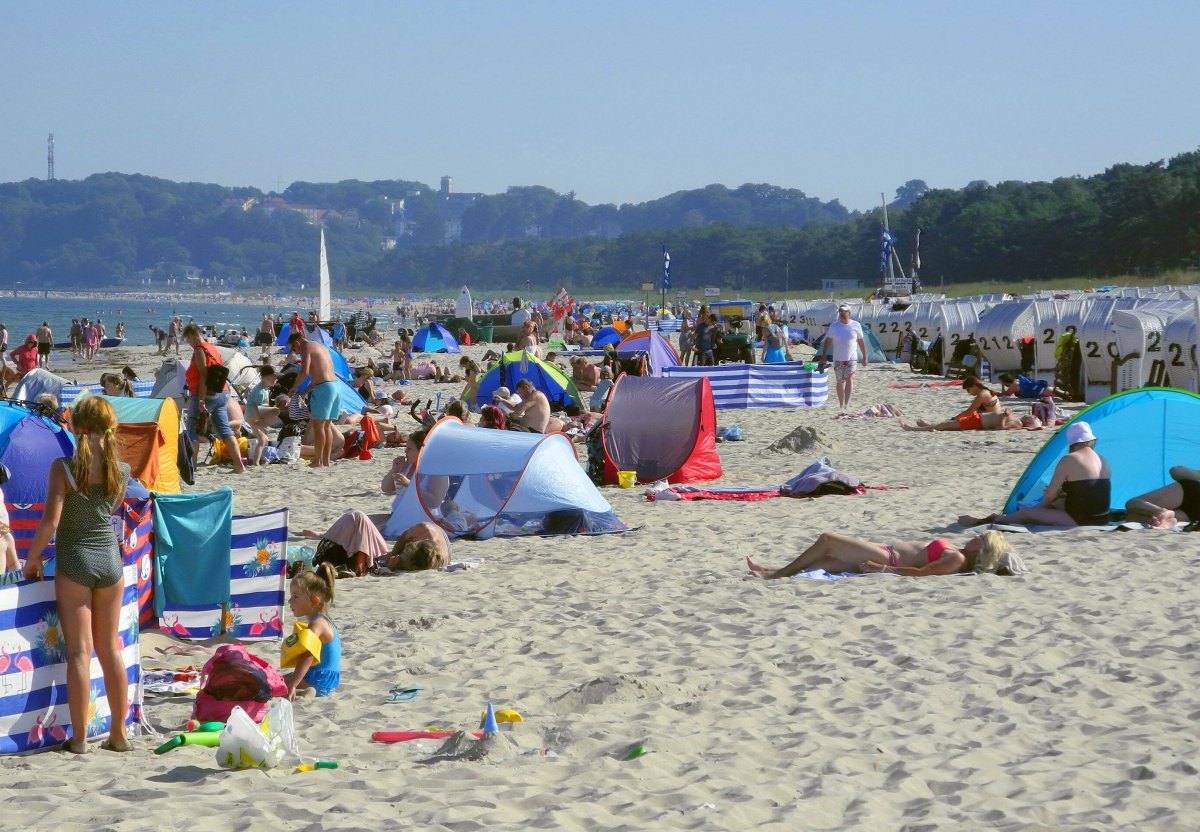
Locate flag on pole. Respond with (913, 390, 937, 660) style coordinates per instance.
(662, 247, 671, 291)
(880, 227, 895, 273)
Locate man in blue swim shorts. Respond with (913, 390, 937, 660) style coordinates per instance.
(288, 332, 341, 467)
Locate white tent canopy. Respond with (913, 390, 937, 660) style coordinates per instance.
(382, 420, 624, 540)
(11, 368, 72, 404)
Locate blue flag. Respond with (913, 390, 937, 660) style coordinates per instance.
(880, 227, 895, 273)
(662, 247, 671, 291)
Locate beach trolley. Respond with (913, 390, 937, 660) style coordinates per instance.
(1162, 300, 1200, 392)
(975, 301, 1036, 379)
(1108, 308, 1178, 394)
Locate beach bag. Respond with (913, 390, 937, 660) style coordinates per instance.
(216, 699, 299, 770)
(204, 362, 230, 392)
(1032, 398, 1064, 424)
(193, 644, 288, 724)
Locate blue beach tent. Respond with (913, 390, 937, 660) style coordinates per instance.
(1004, 388, 1200, 513)
(412, 322, 460, 354)
(275, 322, 334, 348)
(0, 401, 75, 505)
(591, 326, 623, 350)
(472, 352, 582, 411)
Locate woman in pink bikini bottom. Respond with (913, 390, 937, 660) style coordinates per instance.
(746, 531, 1011, 578)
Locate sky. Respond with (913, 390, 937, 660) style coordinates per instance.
(3, 1, 1198, 212)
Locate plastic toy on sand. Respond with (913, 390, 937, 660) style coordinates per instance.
(371, 730, 484, 744)
(154, 731, 223, 755)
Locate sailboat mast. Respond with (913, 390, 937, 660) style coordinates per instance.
(318, 228, 331, 321)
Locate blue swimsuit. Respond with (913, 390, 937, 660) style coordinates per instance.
(303, 614, 342, 696)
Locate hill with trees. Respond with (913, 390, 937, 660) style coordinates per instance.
(0, 150, 1197, 294)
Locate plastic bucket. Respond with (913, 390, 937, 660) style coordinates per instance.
(618, 470, 637, 488)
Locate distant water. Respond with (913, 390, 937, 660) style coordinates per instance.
(0, 296, 375, 347)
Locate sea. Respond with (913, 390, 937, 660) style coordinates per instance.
(0, 295, 389, 348)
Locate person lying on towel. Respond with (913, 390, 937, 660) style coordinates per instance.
(1123, 465, 1200, 528)
(901, 376, 1022, 431)
(746, 530, 1014, 578)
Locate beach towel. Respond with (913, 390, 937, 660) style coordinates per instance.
(886, 380, 961, 389)
(315, 509, 389, 567)
(780, 458, 864, 498)
(152, 488, 234, 616)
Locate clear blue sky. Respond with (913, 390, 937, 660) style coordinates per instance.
(3, 1, 1197, 211)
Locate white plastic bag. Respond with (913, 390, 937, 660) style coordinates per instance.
(216, 700, 299, 770)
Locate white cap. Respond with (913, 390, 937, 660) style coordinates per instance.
(492, 386, 522, 408)
(1065, 421, 1096, 445)
(838, 303, 851, 312)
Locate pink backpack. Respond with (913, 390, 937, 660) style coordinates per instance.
(192, 644, 288, 724)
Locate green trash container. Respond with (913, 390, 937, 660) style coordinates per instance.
(475, 321, 494, 343)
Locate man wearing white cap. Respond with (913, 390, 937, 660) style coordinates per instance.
(960, 421, 1111, 528)
(819, 304, 867, 409)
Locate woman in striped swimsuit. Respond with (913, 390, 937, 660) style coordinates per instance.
(23, 396, 132, 754)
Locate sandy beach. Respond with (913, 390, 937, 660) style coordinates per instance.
(1, 339, 1197, 831)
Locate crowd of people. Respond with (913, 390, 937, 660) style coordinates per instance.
(5, 295, 1191, 757)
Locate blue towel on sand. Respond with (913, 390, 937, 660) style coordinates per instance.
(152, 487, 234, 615)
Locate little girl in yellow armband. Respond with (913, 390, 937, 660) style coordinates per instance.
(282, 563, 341, 698)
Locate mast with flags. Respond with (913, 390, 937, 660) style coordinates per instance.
(662, 245, 671, 314)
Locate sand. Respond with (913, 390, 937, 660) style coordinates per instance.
(2, 340, 1198, 831)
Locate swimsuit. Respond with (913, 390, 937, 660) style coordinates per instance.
(1179, 478, 1200, 521)
(55, 461, 130, 590)
(925, 538, 954, 563)
(1062, 479, 1111, 526)
(303, 614, 342, 696)
(883, 538, 954, 567)
(957, 411, 983, 431)
(309, 380, 341, 421)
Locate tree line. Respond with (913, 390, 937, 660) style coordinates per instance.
(0, 150, 1196, 293)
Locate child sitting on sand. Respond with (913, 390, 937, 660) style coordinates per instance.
(284, 563, 341, 699)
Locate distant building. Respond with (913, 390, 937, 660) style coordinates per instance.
(439, 175, 480, 244)
(257, 198, 339, 225)
(821, 277, 864, 291)
(223, 197, 259, 212)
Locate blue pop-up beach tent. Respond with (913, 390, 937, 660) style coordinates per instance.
(472, 351, 582, 411)
(0, 401, 75, 504)
(413, 322, 460, 354)
(1004, 388, 1200, 512)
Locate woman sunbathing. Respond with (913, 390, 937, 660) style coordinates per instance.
(1124, 465, 1200, 527)
(901, 376, 1023, 431)
(746, 530, 1012, 578)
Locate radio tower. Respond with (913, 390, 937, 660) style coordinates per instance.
(47, 133, 55, 180)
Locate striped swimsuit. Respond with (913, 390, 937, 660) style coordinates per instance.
(56, 460, 130, 589)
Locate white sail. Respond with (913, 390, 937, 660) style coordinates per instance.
(318, 228, 331, 322)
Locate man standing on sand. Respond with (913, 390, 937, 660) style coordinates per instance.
(167, 317, 182, 356)
(35, 322, 53, 368)
(288, 332, 340, 467)
(819, 303, 868, 410)
(508, 378, 551, 433)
